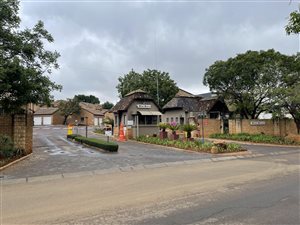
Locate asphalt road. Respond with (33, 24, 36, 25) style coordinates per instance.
(2, 151, 299, 225)
(2, 126, 299, 180)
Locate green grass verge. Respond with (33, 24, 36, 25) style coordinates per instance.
(209, 133, 297, 145)
(67, 134, 118, 152)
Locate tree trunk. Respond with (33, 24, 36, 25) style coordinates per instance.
(63, 115, 68, 125)
(295, 119, 300, 135)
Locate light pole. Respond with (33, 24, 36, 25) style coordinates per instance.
(85, 116, 88, 138)
(198, 112, 206, 144)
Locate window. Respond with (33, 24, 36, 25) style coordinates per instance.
(115, 116, 118, 126)
(139, 115, 158, 125)
(81, 117, 84, 122)
(166, 118, 169, 123)
(209, 112, 219, 119)
(175, 117, 178, 122)
(171, 117, 174, 122)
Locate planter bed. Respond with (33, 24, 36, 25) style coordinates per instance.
(209, 133, 299, 145)
(0, 153, 31, 170)
(136, 136, 246, 154)
(67, 134, 118, 153)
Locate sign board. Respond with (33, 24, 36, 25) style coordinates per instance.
(105, 130, 112, 136)
(250, 120, 266, 126)
(204, 119, 209, 126)
(137, 104, 151, 109)
(127, 120, 134, 126)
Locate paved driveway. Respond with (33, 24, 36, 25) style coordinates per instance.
(2, 126, 299, 180)
(1, 126, 212, 179)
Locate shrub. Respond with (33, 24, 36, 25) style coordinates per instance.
(74, 136, 118, 152)
(0, 135, 25, 158)
(210, 133, 296, 145)
(67, 134, 81, 140)
(182, 124, 197, 138)
(167, 122, 180, 133)
(158, 122, 168, 131)
(227, 143, 244, 152)
(94, 128, 105, 134)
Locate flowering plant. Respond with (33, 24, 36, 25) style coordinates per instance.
(167, 121, 180, 132)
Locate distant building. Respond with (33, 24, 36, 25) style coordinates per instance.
(33, 102, 106, 126)
(111, 89, 162, 138)
(162, 89, 229, 125)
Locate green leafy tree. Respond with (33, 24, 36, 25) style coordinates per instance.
(203, 49, 286, 119)
(58, 99, 80, 125)
(273, 54, 300, 134)
(74, 94, 100, 104)
(102, 101, 114, 109)
(0, 0, 61, 113)
(116, 69, 142, 98)
(286, 8, 300, 34)
(117, 69, 178, 108)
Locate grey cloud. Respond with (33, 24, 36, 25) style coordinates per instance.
(20, 1, 299, 103)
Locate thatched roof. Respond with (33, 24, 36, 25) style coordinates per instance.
(79, 102, 105, 116)
(175, 89, 195, 97)
(112, 90, 155, 112)
(163, 96, 221, 113)
(34, 107, 59, 115)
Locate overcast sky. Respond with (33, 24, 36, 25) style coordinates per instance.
(20, 0, 299, 104)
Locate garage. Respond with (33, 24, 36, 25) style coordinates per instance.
(34, 108, 58, 126)
(34, 116, 42, 126)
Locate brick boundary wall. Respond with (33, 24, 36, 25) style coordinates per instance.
(0, 113, 33, 154)
(229, 119, 298, 136)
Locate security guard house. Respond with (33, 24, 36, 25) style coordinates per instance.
(111, 89, 162, 139)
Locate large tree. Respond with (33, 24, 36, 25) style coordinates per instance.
(0, 0, 61, 113)
(273, 54, 300, 134)
(203, 49, 287, 119)
(286, 8, 300, 34)
(102, 101, 114, 109)
(74, 94, 100, 104)
(58, 99, 80, 125)
(117, 69, 178, 108)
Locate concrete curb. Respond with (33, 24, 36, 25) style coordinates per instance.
(1, 150, 298, 185)
(0, 153, 32, 171)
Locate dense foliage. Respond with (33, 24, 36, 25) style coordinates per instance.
(209, 133, 297, 145)
(0, 134, 24, 160)
(102, 101, 114, 109)
(0, 0, 61, 113)
(116, 69, 179, 108)
(74, 94, 100, 104)
(58, 98, 80, 125)
(203, 49, 288, 119)
(286, 8, 300, 34)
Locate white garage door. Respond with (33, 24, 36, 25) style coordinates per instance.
(43, 116, 52, 125)
(34, 116, 42, 126)
(94, 118, 99, 126)
(94, 118, 103, 126)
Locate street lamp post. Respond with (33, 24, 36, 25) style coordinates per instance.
(198, 112, 206, 144)
(85, 117, 88, 138)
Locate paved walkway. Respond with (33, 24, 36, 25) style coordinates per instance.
(1, 126, 299, 181)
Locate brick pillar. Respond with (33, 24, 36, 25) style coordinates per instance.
(273, 118, 280, 136)
(13, 114, 33, 154)
(236, 119, 242, 134)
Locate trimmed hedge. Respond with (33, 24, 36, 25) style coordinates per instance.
(71, 135, 118, 152)
(209, 133, 297, 145)
(67, 134, 82, 140)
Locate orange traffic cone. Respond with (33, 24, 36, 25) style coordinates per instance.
(118, 123, 126, 141)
